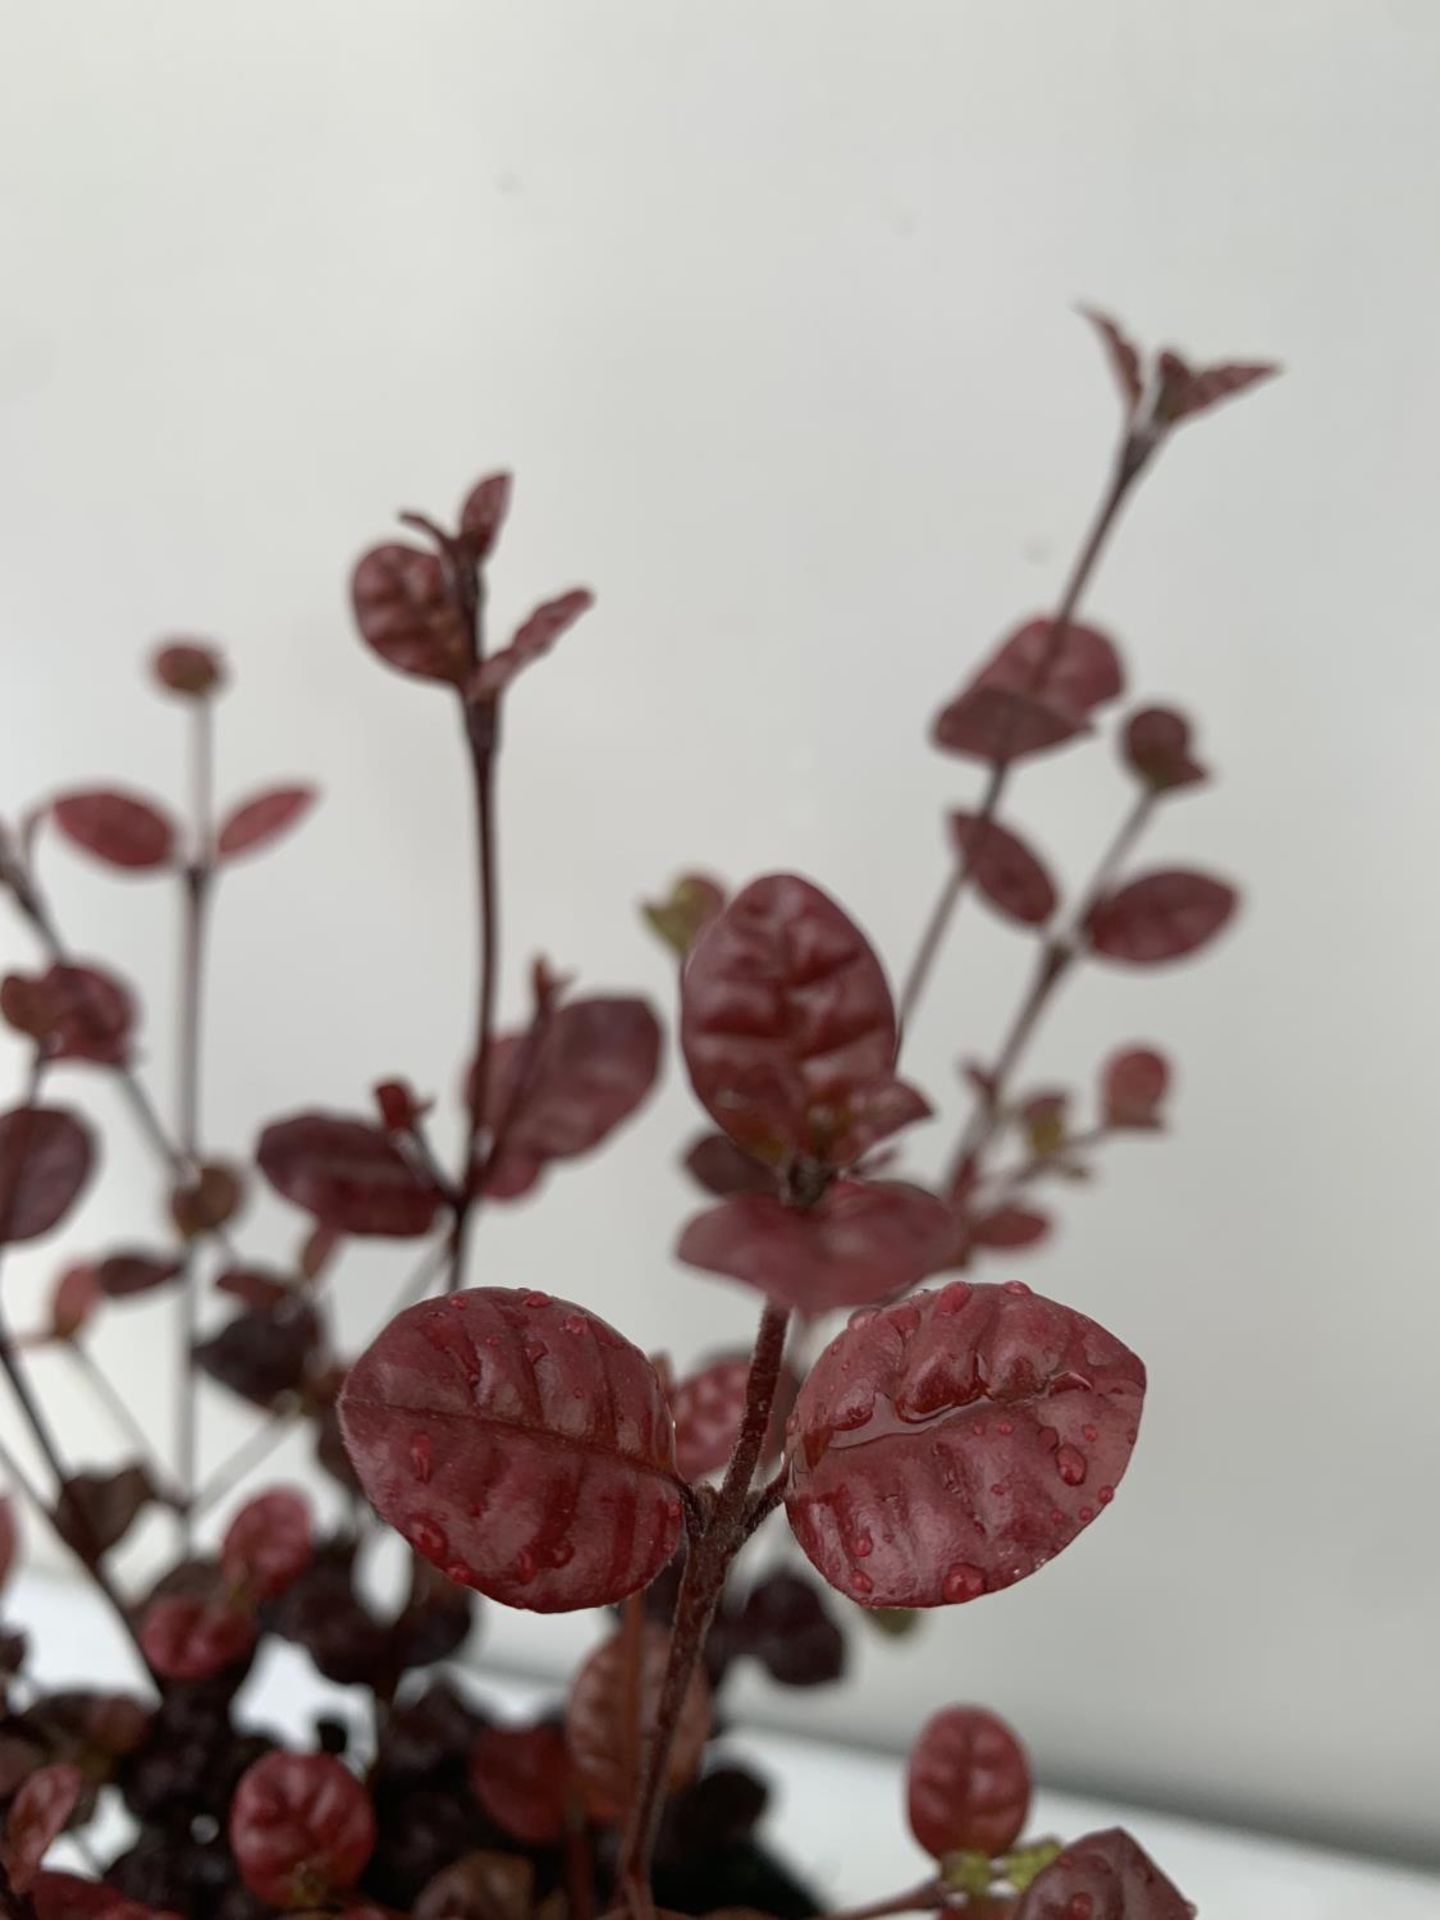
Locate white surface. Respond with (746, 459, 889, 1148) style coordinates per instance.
(2, 0, 1439, 1862)
(14, 1576, 1439, 1920)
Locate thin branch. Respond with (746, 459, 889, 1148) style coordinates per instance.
(190, 1405, 302, 1518)
(67, 1343, 185, 1508)
(897, 426, 1160, 1039)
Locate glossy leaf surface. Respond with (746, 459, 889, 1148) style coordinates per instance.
(229, 1752, 376, 1906)
(907, 1705, 1031, 1859)
(1015, 1827, 1191, 1920)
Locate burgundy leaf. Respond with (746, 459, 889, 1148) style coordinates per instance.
(643, 873, 727, 961)
(0, 964, 135, 1066)
(0, 1496, 17, 1591)
(194, 1296, 322, 1410)
(388, 1555, 477, 1673)
(50, 1264, 100, 1340)
(677, 1181, 951, 1315)
(680, 874, 909, 1169)
(51, 792, 175, 872)
(56, 1466, 155, 1558)
(969, 1206, 1052, 1251)
(1086, 870, 1238, 964)
(907, 1705, 1031, 1859)
(1079, 308, 1143, 410)
(1121, 707, 1207, 793)
(373, 1078, 431, 1135)
(468, 1723, 570, 1846)
(0, 1109, 95, 1244)
(1015, 1827, 1191, 1920)
(152, 639, 225, 698)
(30, 1875, 121, 1920)
(339, 1288, 683, 1612)
(258, 1113, 445, 1238)
(216, 786, 316, 861)
(168, 1161, 245, 1240)
(94, 1252, 181, 1301)
(671, 1352, 797, 1483)
(138, 1592, 257, 1682)
(458, 472, 513, 561)
(228, 1752, 375, 1906)
(738, 1570, 846, 1688)
(221, 1488, 314, 1600)
(565, 1623, 709, 1822)
(1156, 351, 1279, 425)
(479, 997, 662, 1167)
(214, 1265, 293, 1311)
(414, 1850, 534, 1920)
(932, 684, 1089, 764)
(934, 619, 1123, 766)
(785, 1280, 1145, 1607)
(471, 589, 594, 700)
(2, 1763, 83, 1892)
(950, 814, 1058, 928)
(682, 1133, 779, 1200)
(351, 544, 468, 685)
(1102, 1048, 1171, 1129)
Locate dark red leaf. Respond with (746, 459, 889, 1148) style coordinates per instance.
(138, 1591, 257, 1682)
(643, 874, 727, 960)
(738, 1570, 846, 1688)
(1086, 870, 1238, 965)
(1102, 1048, 1171, 1129)
(0, 1496, 17, 1591)
(907, 1705, 1031, 1859)
(469, 1723, 570, 1845)
(671, 1352, 797, 1483)
(216, 786, 316, 861)
(389, 1554, 477, 1672)
(152, 640, 225, 698)
(1122, 706, 1207, 793)
(214, 1265, 292, 1311)
(950, 815, 1058, 928)
(50, 1264, 100, 1340)
(680, 874, 911, 1169)
(168, 1161, 244, 1240)
(566, 1624, 709, 1821)
(470, 590, 594, 700)
(478, 997, 662, 1168)
(415, 1850, 534, 1920)
(94, 1252, 181, 1301)
(0, 1108, 95, 1244)
(339, 1288, 682, 1612)
(51, 792, 175, 872)
(1015, 1827, 1191, 1919)
(932, 685, 1089, 764)
(677, 1181, 951, 1315)
(458, 473, 513, 561)
(1079, 308, 1144, 410)
(0, 964, 135, 1066)
(785, 1280, 1145, 1608)
(682, 1133, 779, 1199)
(221, 1488, 314, 1600)
(56, 1466, 155, 1558)
(1156, 351, 1279, 425)
(31, 1874, 120, 1920)
(258, 1114, 445, 1238)
(2, 1763, 83, 1892)
(194, 1296, 322, 1409)
(969, 1206, 1051, 1251)
(373, 1079, 431, 1135)
(351, 544, 468, 686)
(228, 1752, 375, 1906)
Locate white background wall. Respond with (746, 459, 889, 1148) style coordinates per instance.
(1, 0, 1437, 1866)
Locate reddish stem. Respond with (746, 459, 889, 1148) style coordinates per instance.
(176, 696, 216, 1542)
(897, 426, 1160, 1038)
(618, 1301, 791, 1908)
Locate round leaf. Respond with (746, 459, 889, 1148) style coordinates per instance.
(565, 1623, 710, 1821)
(784, 1281, 1145, 1608)
(258, 1113, 444, 1237)
(139, 1592, 257, 1682)
(0, 963, 135, 1065)
(680, 875, 903, 1168)
(2, 1763, 83, 1892)
(969, 1206, 1051, 1252)
(1101, 1048, 1170, 1129)
(221, 1487, 314, 1600)
(339, 1288, 683, 1611)
(481, 997, 662, 1162)
(1015, 1827, 1192, 1920)
(1086, 870, 1238, 964)
(51, 791, 175, 871)
(907, 1705, 1031, 1859)
(229, 1752, 375, 1906)
(1121, 707, 1206, 793)
(677, 1180, 951, 1315)
(217, 785, 317, 861)
(94, 1251, 181, 1300)
(0, 1108, 95, 1244)
(351, 543, 468, 685)
(469, 1724, 570, 1846)
(949, 815, 1058, 928)
(671, 1352, 796, 1483)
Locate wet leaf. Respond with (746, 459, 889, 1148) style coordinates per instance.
(670, 1352, 796, 1483)
(1015, 1827, 1192, 1919)
(228, 1752, 376, 1906)
(907, 1705, 1031, 1859)
(785, 1281, 1145, 1607)
(339, 1288, 682, 1611)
